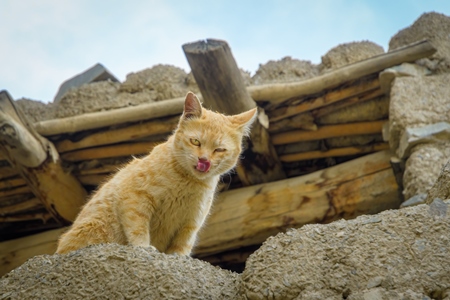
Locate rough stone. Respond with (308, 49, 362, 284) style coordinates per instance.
(251, 57, 319, 85)
(241, 201, 450, 299)
(389, 12, 450, 74)
(319, 40, 384, 73)
(119, 64, 194, 100)
(388, 73, 450, 152)
(397, 122, 450, 159)
(54, 63, 119, 103)
(403, 143, 450, 200)
(400, 193, 427, 208)
(0, 244, 241, 300)
(426, 160, 450, 204)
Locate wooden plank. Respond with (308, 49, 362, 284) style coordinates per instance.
(61, 142, 159, 162)
(269, 78, 380, 122)
(0, 91, 87, 223)
(183, 39, 286, 185)
(56, 116, 178, 153)
(279, 143, 389, 162)
(194, 150, 400, 256)
(271, 120, 386, 145)
(0, 212, 52, 222)
(0, 228, 65, 276)
(247, 40, 436, 105)
(0, 198, 42, 215)
(34, 97, 185, 136)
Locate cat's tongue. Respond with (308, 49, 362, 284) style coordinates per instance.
(196, 160, 211, 172)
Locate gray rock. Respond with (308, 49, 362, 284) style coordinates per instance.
(54, 63, 118, 103)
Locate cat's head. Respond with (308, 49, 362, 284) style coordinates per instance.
(172, 92, 257, 179)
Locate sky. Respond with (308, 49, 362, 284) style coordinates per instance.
(1, 1, 449, 103)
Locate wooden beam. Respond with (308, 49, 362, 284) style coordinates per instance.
(0, 212, 52, 223)
(56, 116, 178, 153)
(279, 143, 389, 162)
(271, 120, 386, 145)
(0, 91, 87, 223)
(0, 198, 42, 215)
(311, 88, 385, 119)
(194, 150, 400, 256)
(269, 78, 380, 122)
(183, 39, 286, 185)
(33, 97, 185, 136)
(247, 40, 436, 105)
(61, 141, 159, 162)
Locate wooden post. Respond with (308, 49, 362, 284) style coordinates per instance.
(183, 39, 286, 185)
(0, 91, 87, 223)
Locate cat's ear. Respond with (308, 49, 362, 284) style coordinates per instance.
(183, 92, 202, 119)
(230, 107, 258, 136)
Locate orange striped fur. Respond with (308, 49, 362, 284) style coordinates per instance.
(56, 92, 257, 255)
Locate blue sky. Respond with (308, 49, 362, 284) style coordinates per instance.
(1, 1, 449, 103)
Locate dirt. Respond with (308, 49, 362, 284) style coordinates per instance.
(320, 40, 385, 73)
(389, 12, 450, 74)
(1, 199, 449, 299)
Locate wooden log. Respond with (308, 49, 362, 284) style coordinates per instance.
(312, 88, 385, 119)
(0, 212, 52, 223)
(56, 116, 178, 153)
(194, 150, 400, 256)
(78, 174, 109, 186)
(271, 120, 386, 145)
(0, 91, 87, 223)
(34, 97, 185, 136)
(0, 162, 17, 180)
(0, 176, 26, 190)
(247, 40, 436, 105)
(61, 141, 159, 162)
(269, 78, 380, 122)
(279, 142, 389, 162)
(0, 227, 65, 276)
(0, 198, 42, 215)
(0, 186, 30, 198)
(183, 38, 286, 185)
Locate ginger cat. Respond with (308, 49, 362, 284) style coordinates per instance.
(56, 92, 257, 255)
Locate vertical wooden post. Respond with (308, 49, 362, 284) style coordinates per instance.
(0, 91, 87, 223)
(183, 39, 286, 185)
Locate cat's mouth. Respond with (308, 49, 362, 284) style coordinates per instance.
(196, 160, 211, 173)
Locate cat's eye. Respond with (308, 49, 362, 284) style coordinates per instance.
(215, 148, 226, 153)
(190, 138, 201, 146)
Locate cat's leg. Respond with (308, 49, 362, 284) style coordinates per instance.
(165, 224, 201, 255)
(119, 195, 153, 248)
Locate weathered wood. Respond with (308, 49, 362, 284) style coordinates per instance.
(183, 39, 286, 185)
(247, 40, 436, 104)
(0, 91, 87, 223)
(271, 120, 386, 145)
(78, 174, 109, 186)
(0, 212, 52, 223)
(279, 143, 389, 162)
(0, 176, 26, 190)
(34, 97, 185, 136)
(194, 150, 400, 256)
(0, 227, 65, 276)
(56, 116, 178, 153)
(311, 88, 384, 119)
(269, 78, 380, 122)
(0, 198, 42, 215)
(61, 142, 159, 162)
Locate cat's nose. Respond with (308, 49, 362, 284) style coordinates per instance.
(198, 156, 209, 162)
